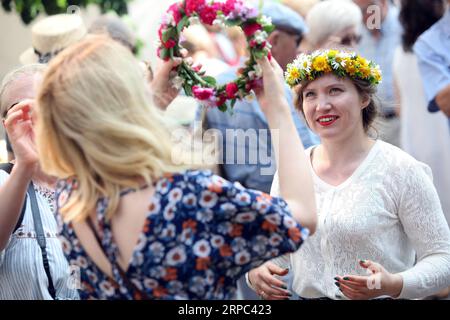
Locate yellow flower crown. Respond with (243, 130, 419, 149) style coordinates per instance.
(285, 49, 382, 88)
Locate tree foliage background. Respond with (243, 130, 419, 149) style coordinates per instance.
(1, 0, 130, 24)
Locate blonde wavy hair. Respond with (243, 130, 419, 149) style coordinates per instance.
(36, 35, 189, 222)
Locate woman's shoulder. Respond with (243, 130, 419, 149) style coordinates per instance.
(156, 169, 240, 194)
(376, 140, 432, 177)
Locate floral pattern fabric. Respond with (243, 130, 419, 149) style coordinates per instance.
(56, 170, 308, 299)
(34, 183, 55, 213)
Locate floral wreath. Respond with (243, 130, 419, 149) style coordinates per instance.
(157, 0, 274, 111)
(285, 49, 382, 88)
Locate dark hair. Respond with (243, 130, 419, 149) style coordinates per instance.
(399, 0, 445, 52)
(5, 132, 13, 153)
(294, 77, 379, 134)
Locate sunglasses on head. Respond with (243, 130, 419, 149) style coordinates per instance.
(277, 27, 304, 47)
(2, 102, 19, 120)
(340, 34, 362, 46)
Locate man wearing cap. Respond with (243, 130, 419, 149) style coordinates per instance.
(198, 2, 319, 299)
(20, 13, 87, 64)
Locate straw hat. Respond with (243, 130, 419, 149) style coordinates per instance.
(19, 14, 87, 65)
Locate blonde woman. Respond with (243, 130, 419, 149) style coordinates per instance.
(246, 49, 450, 300)
(34, 36, 317, 299)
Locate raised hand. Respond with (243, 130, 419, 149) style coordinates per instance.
(254, 56, 289, 117)
(3, 99, 39, 172)
(248, 261, 292, 300)
(150, 49, 196, 110)
(335, 260, 403, 300)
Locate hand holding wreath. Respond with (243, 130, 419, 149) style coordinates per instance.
(157, 0, 274, 112)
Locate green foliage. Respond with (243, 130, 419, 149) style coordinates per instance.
(1, 0, 130, 24)
(202, 76, 217, 86)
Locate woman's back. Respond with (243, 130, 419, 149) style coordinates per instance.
(58, 170, 308, 299)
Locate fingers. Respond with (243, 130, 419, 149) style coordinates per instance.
(4, 109, 31, 130)
(266, 263, 289, 277)
(250, 264, 291, 300)
(4, 100, 35, 136)
(264, 293, 290, 300)
(5, 99, 34, 118)
(336, 277, 368, 291)
(359, 259, 375, 269)
(359, 259, 370, 268)
(338, 282, 364, 300)
(258, 266, 290, 299)
(360, 259, 384, 275)
(336, 275, 369, 286)
(257, 289, 288, 300)
(259, 281, 291, 298)
(184, 57, 194, 66)
(269, 57, 283, 76)
(261, 272, 289, 292)
(155, 57, 182, 80)
(180, 48, 188, 58)
(172, 57, 183, 67)
(256, 56, 271, 74)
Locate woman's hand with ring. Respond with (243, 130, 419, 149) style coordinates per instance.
(248, 261, 292, 300)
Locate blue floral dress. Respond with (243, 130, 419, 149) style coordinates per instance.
(56, 170, 309, 299)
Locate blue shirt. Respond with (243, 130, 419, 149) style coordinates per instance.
(200, 68, 319, 193)
(414, 8, 450, 128)
(358, 5, 402, 115)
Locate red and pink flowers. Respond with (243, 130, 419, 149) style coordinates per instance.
(225, 83, 238, 99)
(192, 86, 215, 101)
(157, 0, 274, 112)
(243, 23, 262, 37)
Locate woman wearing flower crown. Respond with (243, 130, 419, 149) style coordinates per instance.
(33, 35, 317, 300)
(246, 49, 450, 300)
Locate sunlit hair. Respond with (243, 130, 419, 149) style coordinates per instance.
(0, 63, 46, 118)
(36, 35, 189, 222)
(306, 0, 362, 48)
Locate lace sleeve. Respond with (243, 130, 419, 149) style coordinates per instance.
(397, 163, 450, 299)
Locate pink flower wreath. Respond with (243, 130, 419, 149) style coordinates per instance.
(157, 0, 274, 111)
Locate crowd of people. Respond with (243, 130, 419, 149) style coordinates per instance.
(0, 0, 449, 300)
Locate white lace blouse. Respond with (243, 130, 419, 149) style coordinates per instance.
(269, 140, 450, 299)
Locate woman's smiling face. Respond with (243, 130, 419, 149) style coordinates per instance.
(301, 73, 369, 141)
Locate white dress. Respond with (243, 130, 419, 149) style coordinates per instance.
(393, 46, 450, 226)
(0, 171, 79, 300)
(270, 140, 450, 299)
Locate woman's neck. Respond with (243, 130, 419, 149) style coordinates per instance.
(316, 130, 374, 170)
(32, 167, 57, 189)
